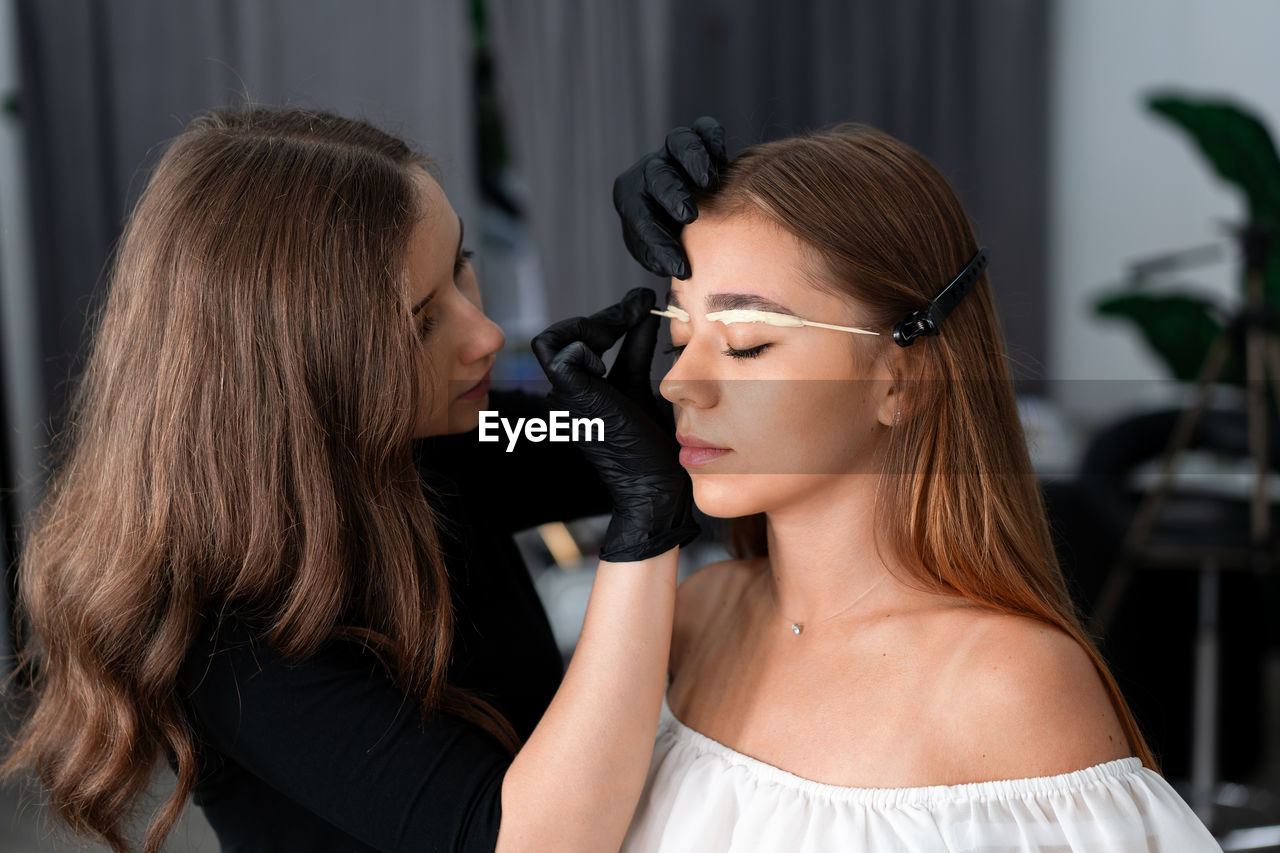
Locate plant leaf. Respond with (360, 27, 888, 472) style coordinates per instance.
(1095, 291, 1243, 384)
(1147, 93, 1280, 224)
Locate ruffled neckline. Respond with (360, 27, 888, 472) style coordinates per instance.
(659, 695, 1148, 808)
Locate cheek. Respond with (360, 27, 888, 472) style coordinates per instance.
(720, 379, 875, 475)
(411, 383, 449, 439)
(409, 344, 450, 438)
(807, 380, 883, 472)
(685, 377, 886, 517)
(446, 399, 485, 433)
(688, 406, 876, 520)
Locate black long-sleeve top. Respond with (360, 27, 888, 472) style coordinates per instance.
(178, 390, 612, 851)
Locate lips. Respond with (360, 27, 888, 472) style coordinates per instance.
(676, 432, 732, 467)
(458, 369, 491, 400)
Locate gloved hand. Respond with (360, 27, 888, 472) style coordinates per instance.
(613, 117, 728, 280)
(532, 287, 699, 562)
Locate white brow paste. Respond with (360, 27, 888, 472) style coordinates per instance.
(650, 306, 690, 322)
(704, 308, 880, 336)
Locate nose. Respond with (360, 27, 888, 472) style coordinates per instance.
(659, 344, 717, 410)
(458, 298, 505, 364)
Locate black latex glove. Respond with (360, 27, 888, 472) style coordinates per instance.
(613, 116, 728, 280)
(531, 287, 699, 562)
(604, 289, 676, 435)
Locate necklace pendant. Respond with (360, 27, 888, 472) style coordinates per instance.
(790, 622, 803, 635)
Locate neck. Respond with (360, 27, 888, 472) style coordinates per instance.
(761, 476, 902, 624)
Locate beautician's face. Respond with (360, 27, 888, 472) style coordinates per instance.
(658, 211, 894, 518)
(407, 170, 505, 437)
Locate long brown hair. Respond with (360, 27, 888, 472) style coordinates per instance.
(709, 124, 1157, 770)
(3, 106, 517, 852)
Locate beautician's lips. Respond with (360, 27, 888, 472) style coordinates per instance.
(676, 432, 732, 467)
(458, 370, 491, 400)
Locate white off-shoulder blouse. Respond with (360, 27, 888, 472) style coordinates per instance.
(621, 696, 1221, 852)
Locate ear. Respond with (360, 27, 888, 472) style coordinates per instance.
(871, 344, 912, 428)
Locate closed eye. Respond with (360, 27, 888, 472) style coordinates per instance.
(662, 343, 772, 360)
(724, 344, 770, 359)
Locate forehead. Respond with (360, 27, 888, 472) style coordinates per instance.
(409, 168, 454, 228)
(403, 169, 459, 298)
(671, 212, 849, 317)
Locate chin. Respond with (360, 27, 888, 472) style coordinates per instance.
(689, 474, 771, 519)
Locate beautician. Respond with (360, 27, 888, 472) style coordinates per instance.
(2, 107, 724, 852)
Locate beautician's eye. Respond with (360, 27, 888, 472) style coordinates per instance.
(724, 344, 771, 359)
(454, 248, 475, 276)
(663, 344, 686, 359)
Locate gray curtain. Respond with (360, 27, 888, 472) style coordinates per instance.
(488, 0, 673, 329)
(17, 0, 474, 434)
(490, 0, 1051, 383)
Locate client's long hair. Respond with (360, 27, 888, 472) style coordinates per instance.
(3, 106, 517, 853)
(711, 124, 1156, 770)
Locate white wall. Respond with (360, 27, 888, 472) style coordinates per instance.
(1048, 0, 1280, 427)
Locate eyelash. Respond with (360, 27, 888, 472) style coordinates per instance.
(454, 248, 475, 275)
(662, 343, 772, 360)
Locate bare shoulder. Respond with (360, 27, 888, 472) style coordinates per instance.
(932, 609, 1132, 781)
(670, 558, 760, 678)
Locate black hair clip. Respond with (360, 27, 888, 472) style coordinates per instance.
(892, 248, 989, 347)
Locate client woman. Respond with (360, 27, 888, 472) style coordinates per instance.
(3, 106, 718, 852)
(621, 125, 1219, 850)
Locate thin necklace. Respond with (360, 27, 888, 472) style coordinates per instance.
(766, 571, 888, 635)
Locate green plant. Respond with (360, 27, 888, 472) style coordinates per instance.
(1093, 93, 1280, 386)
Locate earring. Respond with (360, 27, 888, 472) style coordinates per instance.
(892, 409, 902, 426)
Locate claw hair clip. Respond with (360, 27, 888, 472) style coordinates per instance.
(650, 306, 880, 336)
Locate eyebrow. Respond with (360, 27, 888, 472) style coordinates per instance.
(666, 289, 795, 316)
(411, 215, 465, 317)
